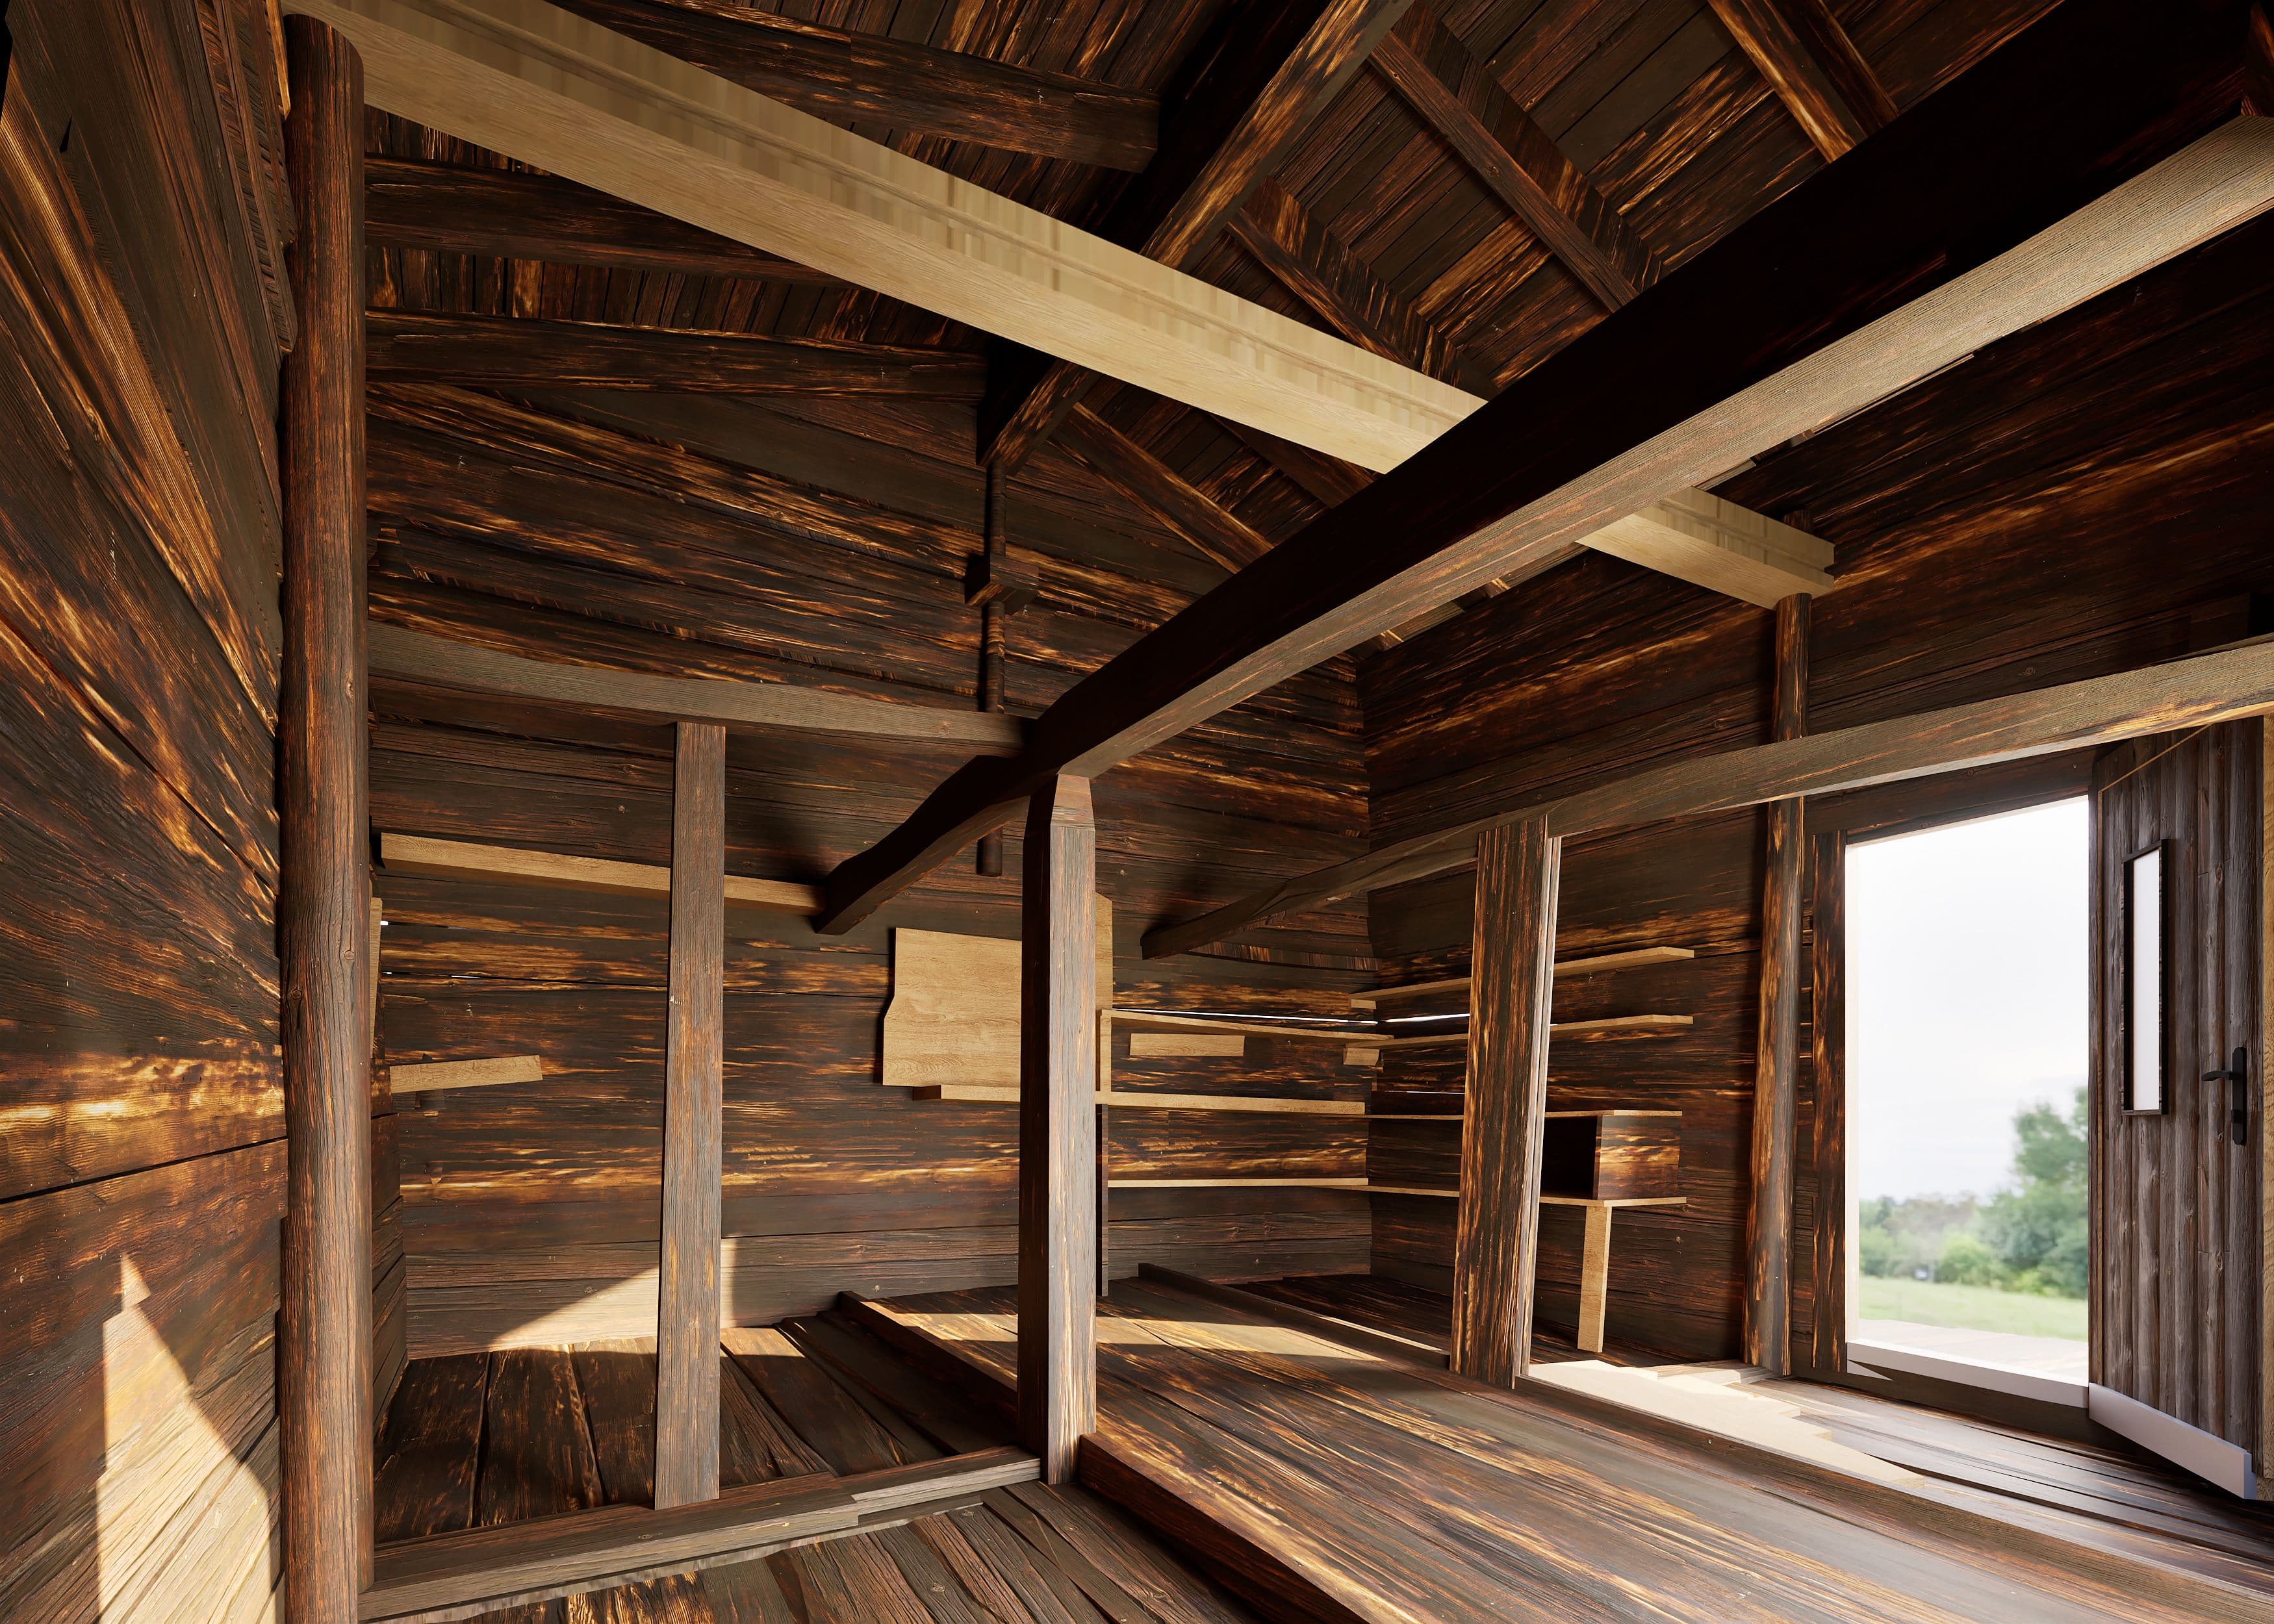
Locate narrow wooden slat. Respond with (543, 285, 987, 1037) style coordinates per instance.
(1450, 815, 1561, 1384)
(1018, 776, 1099, 1483)
(1347, 946, 1694, 1007)
(548, 0, 1158, 170)
(1372, 5, 1659, 309)
(363, 155, 836, 280)
(361, 1449, 1040, 1623)
(1058, 404, 1271, 572)
(366, 309, 986, 397)
(1704, 0, 1897, 162)
(378, 832, 821, 914)
(369, 622, 1025, 749)
(1808, 830, 1850, 1378)
(281, 18, 374, 1617)
(1745, 592, 1809, 1375)
(387, 1055, 543, 1093)
(656, 721, 725, 1509)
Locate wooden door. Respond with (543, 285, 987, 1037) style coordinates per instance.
(2090, 721, 2266, 1491)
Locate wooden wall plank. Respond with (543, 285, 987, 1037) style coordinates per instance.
(1017, 776, 1101, 1482)
(656, 721, 726, 1509)
(1450, 815, 1561, 1384)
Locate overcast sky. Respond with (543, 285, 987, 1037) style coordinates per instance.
(1847, 798, 2090, 1201)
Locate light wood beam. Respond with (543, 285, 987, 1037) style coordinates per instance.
(1450, 815, 1561, 1384)
(1060, 403, 1272, 572)
(1744, 592, 1809, 1375)
(548, 0, 1158, 170)
(1585, 488, 1832, 608)
(819, 4, 2271, 935)
(291, 0, 1469, 474)
(1019, 776, 1099, 1483)
(368, 622, 1024, 749)
(1142, 637, 2274, 958)
(978, 0, 1420, 469)
(364, 154, 837, 281)
(387, 1054, 544, 1093)
(366, 309, 984, 397)
(281, 20, 374, 1619)
(655, 720, 725, 1509)
(1373, 4, 1659, 309)
(377, 832, 823, 914)
(1705, 0, 1898, 162)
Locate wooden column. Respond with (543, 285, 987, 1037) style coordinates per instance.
(1745, 592, 1811, 1373)
(1018, 775, 1099, 1482)
(1808, 829, 1850, 1377)
(971, 461, 1031, 878)
(280, 18, 371, 1621)
(976, 600, 1007, 876)
(1451, 814, 1562, 1385)
(655, 721, 726, 1508)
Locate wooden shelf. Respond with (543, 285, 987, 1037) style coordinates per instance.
(913, 1085, 1364, 1116)
(1114, 1009, 1692, 1052)
(1348, 946, 1694, 1009)
(1108, 1177, 1372, 1191)
(1361, 1013, 1693, 1051)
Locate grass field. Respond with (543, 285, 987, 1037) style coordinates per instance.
(1858, 1276, 2088, 1341)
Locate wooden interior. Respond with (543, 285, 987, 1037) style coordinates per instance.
(8, 0, 2274, 1619)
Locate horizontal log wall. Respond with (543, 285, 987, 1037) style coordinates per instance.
(0, 1, 293, 1618)
(368, 381, 1377, 1356)
(1360, 210, 2274, 1362)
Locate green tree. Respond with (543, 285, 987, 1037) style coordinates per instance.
(1980, 1087, 2088, 1297)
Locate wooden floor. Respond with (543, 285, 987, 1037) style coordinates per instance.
(372, 1317, 1265, 1622)
(854, 1273, 2274, 1624)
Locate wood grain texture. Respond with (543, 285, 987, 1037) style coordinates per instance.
(1058, 403, 1273, 573)
(1808, 829, 1849, 1378)
(548, 0, 1158, 170)
(656, 721, 725, 1509)
(1019, 776, 1100, 1482)
(281, 16, 373, 1614)
(879, 915, 1113, 1095)
(1704, 0, 1897, 161)
(379, 832, 822, 913)
(389, 1054, 544, 1093)
(1450, 815, 1561, 1384)
(2264, 723, 2273, 1478)
(1372, 5, 1659, 311)
(823, 5, 2274, 933)
(295, 0, 1474, 474)
(1745, 592, 1809, 1375)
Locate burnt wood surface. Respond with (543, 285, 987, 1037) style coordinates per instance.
(1705, 0, 1899, 160)
(823, 0, 2265, 936)
(656, 722, 727, 1509)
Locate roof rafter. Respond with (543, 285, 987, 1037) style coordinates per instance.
(1704, 0, 1900, 161)
(1058, 404, 1274, 574)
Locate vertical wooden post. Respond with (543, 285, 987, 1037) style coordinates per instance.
(1746, 593, 1811, 1373)
(656, 721, 725, 1508)
(2258, 720, 2273, 1481)
(973, 461, 1026, 879)
(976, 600, 1006, 877)
(1019, 775, 1099, 1482)
(1808, 830, 1850, 1377)
(1451, 814, 1561, 1385)
(281, 18, 370, 1620)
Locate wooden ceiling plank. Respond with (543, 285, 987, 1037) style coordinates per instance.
(364, 154, 839, 282)
(810, 0, 2271, 935)
(1220, 418, 1377, 509)
(1703, 0, 1898, 162)
(548, 0, 1158, 170)
(1229, 176, 1498, 394)
(978, 0, 1420, 470)
(298, 0, 1470, 474)
(1372, 5, 1660, 311)
(1143, 637, 2274, 958)
(365, 309, 986, 397)
(367, 622, 1027, 749)
(1058, 403, 1273, 573)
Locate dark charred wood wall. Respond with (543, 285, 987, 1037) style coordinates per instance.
(0, 1, 294, 1617)
(1358, 210, 2274, 1362)
(368, 387, 1377, 1356)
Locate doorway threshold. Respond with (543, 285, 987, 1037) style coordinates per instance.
(1849, 1318, 2088, 1406)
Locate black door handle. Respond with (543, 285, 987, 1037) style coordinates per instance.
(2202, 1046, 2250, 1145)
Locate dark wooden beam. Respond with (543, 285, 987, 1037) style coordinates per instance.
(364, 155, 836, 282)
(971, 462, 1028, 879)
(1229, 177, 1496, 393)
(2249, 3, 2274, 115)
(1019, 776, 1100, 1483)
(817, 0, 2265, 938)
(365, 310, 984, 397)
(1372, 4, 1659, 310)
(550, 0, 1156, 170)
(281, 18, 374, 1621)
(979, 0, 1416, 469)
(1744, 592, 1809, 1375)
(1147, 637, 2274, 958)
(1704, 0, 1899, 162)
(1220, 418, 1376, 509)
(361, 1448, 1040, 1623)
(654, 721, 725, 1509)
(367, 622, 1025, 750)
(1807, 828, 1848, 1378)
(1450, 815, 1560, 1384)
(1059, 403, 1272, 572)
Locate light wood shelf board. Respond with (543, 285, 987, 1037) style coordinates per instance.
(1348, 946, 1695, 1008)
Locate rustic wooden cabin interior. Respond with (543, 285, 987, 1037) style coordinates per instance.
(12, 0, 2274, 1619)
